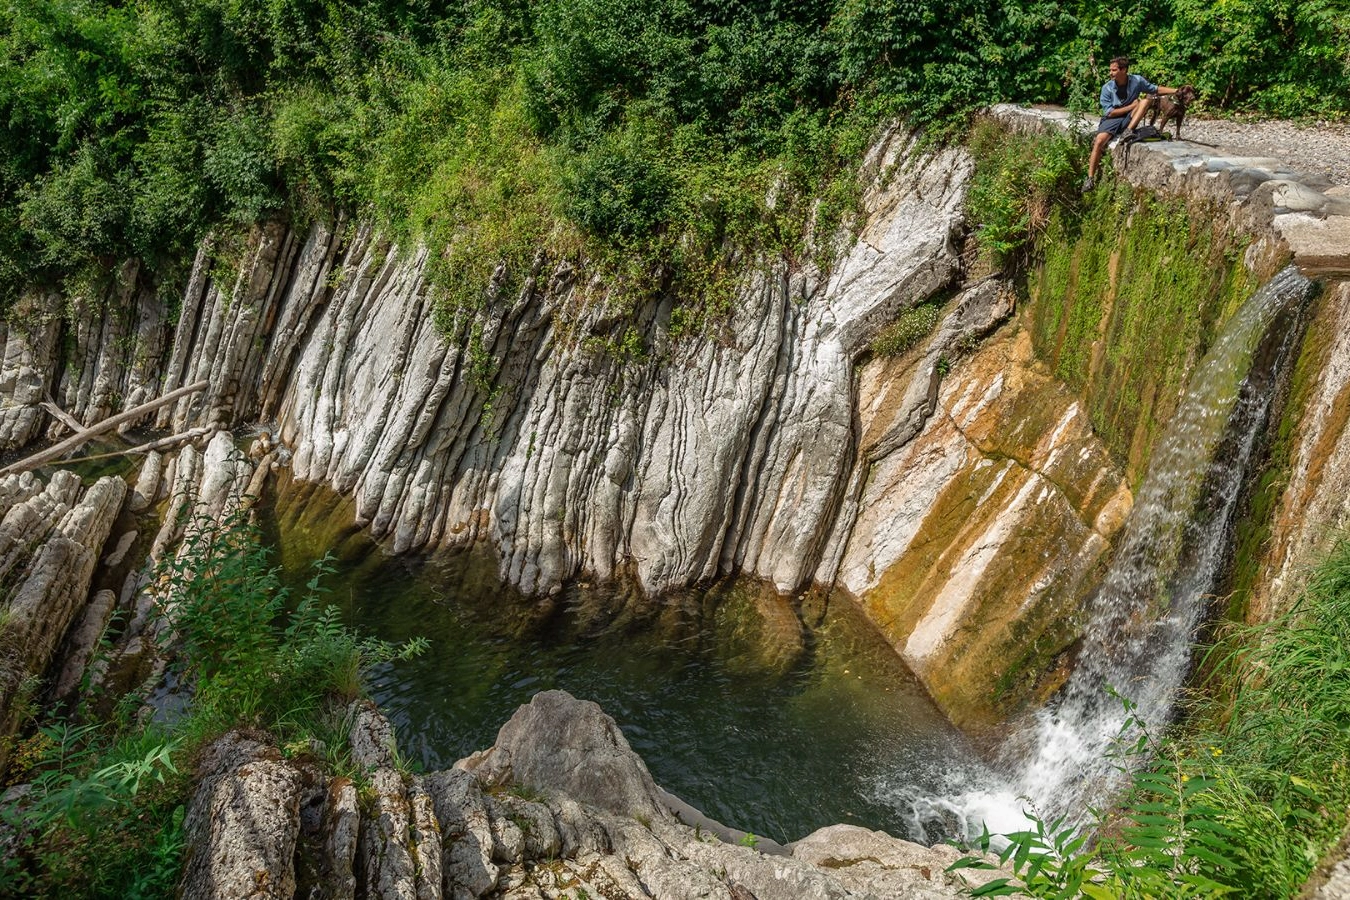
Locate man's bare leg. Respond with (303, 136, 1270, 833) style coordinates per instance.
(1088, 131, 1112, 180)
(1127, 96, 1154, 130)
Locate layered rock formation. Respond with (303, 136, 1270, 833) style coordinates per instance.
(0, 429, 273, 752)
(0, 470, 124, 767)
(0, 129, 976, 605)
(181, 691, 992, 900)
(3, 108, 1349, 739)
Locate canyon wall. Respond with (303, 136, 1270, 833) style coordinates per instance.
(3, 112, 1350, 731)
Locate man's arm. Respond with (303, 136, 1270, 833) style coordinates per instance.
(1143, 76, 1177, 97)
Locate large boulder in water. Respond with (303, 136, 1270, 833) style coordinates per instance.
(455, 689, 671, 824)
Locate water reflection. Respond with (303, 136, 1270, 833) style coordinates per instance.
(262, 488, 984, 844)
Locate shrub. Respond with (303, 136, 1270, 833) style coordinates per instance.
(965, 119, 1086, 267)
(2, 512, 426, 895)
(870, 302, 944, 358)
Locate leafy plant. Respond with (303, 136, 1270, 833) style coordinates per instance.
(871, 301, 944, 358)
(965, 118, 1086, 268)
(953, 538, 1350, 898)
(5, 512, 426, 895)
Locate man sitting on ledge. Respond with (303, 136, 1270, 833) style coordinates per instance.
(1083, 56, 1179, 192)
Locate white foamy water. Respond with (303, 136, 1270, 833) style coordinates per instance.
(881, 266, 1314, 842)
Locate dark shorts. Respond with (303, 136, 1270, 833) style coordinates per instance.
(1097, 116, 1131, 136)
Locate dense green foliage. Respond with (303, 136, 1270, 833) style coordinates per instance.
(964, 118, 1087, 266)
(1, 0, 1346, 317)
(0, 514, 425, 897)
(956, 539, 1350, 898)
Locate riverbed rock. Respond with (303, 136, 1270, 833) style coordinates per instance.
(181, 732, 307, 900)
(130, 450, 164, 511)
(175, 692, 984, 900)
(422, 768, 501, 899)
(456, 690, 670, 824)
(0, 473, 125, 766)
(790, 824, 974, 898)
(358, 767, 421, 900)
(50, 587, 117, 702)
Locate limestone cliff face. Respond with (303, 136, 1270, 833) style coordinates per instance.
(832, 325, 1130, 727)
(6, 111, 1350, 733)
(1248, 279, 1350, 620)
(0, 129, 976, 601)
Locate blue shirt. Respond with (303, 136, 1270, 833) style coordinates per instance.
(1099, 73, 1159, 116)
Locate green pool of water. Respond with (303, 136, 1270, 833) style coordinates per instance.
(264, 491, 982, 844)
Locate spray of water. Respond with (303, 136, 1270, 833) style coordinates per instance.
(880, 266, 1314, 841)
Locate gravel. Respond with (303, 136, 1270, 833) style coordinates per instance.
(1177, 117, 1350, 187)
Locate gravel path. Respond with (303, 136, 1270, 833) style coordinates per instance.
(1179, 117, 1350, 187)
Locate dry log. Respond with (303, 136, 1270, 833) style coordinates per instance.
(0, 381, 210, 476)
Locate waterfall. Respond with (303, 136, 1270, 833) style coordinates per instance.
(883, 265, 1315, 841)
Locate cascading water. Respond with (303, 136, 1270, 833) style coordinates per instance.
(882, 265, 1315, 841)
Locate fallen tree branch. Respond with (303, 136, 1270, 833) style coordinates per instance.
(52, 426, 216, 465)
(0, 380, 210, 476)
(40, 395, 84, 435)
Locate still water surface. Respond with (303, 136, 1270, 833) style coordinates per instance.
(265, 494, 984, 844)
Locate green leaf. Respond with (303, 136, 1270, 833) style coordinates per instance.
(970, 878, 1021, 897)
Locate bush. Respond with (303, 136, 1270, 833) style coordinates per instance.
(965, 119, 1086, 267)
(870, 301, 944, 358)
(1, 512, 426, 895)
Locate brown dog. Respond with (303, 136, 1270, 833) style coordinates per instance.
(1148, 85, 1198, 140)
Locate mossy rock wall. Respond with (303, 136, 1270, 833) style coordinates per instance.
(1030, 181, 1256, 486)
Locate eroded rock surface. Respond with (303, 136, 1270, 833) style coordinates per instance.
(182, 692, 991, 900)
(0, 471, 126, 765)
(457, 690, 670, 823)
(181, 732, 308, 900)
(0, 129, 971, 604)
(832, 323, 1129, 726)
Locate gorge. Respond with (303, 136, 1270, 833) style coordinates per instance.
(3, 104, 1350, 898)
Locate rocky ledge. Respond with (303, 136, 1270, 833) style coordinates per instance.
(182, 691, 997, 900)
(991, 104, 1350, 278)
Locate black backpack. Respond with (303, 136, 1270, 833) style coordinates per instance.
(1122, 124, 1165, 144)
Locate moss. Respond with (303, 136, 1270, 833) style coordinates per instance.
(1030, 181, 1255, 485)
(1223, 290, 1331, 622)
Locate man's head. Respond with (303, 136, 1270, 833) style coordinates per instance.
(1109, 57, 1130, 85)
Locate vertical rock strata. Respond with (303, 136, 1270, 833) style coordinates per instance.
(0, 471, 126, 766)
(1250, 279, 1350, 618)
(0, 129, 976, 601)
(4, 113, 1345, 733)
